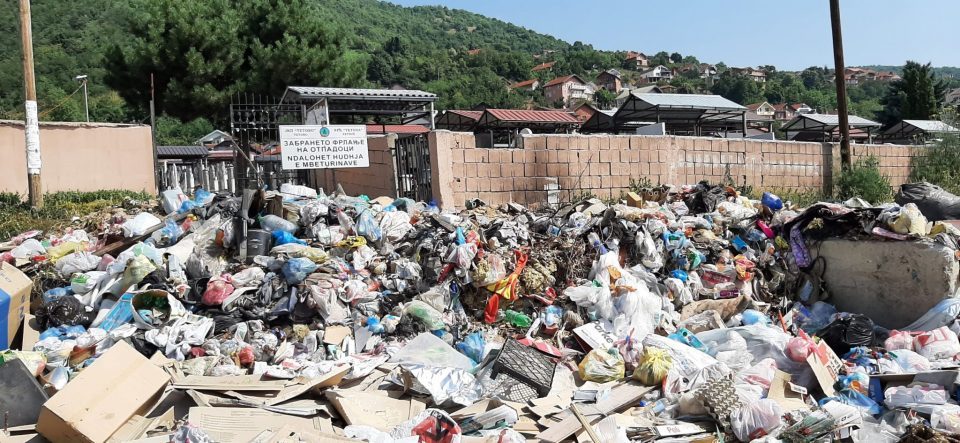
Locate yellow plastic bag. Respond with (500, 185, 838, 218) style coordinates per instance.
(47, 241, 83, 262)
(891, 203, 928, 235)
(633, 347, 673, 385)
(578, 348, 625, 383)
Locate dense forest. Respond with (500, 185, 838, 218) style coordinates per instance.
(0, 0, 956, 139)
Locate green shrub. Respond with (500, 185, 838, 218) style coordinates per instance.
(835, 156, 892, 204)
(910, 134, 960, 195)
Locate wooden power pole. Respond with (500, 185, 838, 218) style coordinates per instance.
(830, 0, 852, 171)
(19, 0, 43, 208)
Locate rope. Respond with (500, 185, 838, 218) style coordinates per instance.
(38, 83, 85, 119)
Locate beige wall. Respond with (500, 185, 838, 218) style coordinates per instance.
(430, 131, 919, 209)
(310, 134, 398, 197)
(0, 121, 157, 196)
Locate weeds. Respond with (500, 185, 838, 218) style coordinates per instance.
(835, 156, 892, 204)
(0, 190, 152, 240)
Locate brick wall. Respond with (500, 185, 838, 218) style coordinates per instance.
(430, 130, 920, 209)
(311, 134, 397, 197)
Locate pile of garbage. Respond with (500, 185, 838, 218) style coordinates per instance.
(3, 180, 960, 442)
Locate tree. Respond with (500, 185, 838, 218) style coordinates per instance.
(681, 55, 700, 65)
(593, 88, 616, 109)
(878, 61, 946, 126)
(711, 75, 763, 105)
(105, 0, 366, 122)
(669, 52, 683, 64)
(650, 51, 670, 67)
(155, 115, 214, 145)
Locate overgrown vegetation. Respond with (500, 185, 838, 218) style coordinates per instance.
(909, 138, 960, 196)
(0, 190, 152, 240)
(835, 156, 892, 204)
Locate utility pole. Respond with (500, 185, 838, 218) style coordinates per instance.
(150, 73, 160, 192)
(19, 0, 42, 208)
(830, 0, 851, 171)
(76, 74, 89, 122)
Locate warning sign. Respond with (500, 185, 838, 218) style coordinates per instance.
(279, 125, 369, 170)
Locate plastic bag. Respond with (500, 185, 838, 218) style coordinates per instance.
(282, 257, 317, 285)
(885, 330, 917, 351)
(786, 330, 817, 363)
(737, 358, 777, 390)
(565, 285, 614, 321)
(271, 230, 306, 246)
(230, 267, 265, 288)
(11, 238, 45, 259)
(55, 252, 101, 278)
(819, 388, 882, 415)
(578, 348, 626, 383)
(914, 326, 960, 361)
(668, 328, 709, 353)
(931, 407, 960, 433)
(379, 210, 413, 243)
(71, 271, 106, 295)
(892, 349, 932, 373)
(122, 212, 162, 237)
(895, 182, 960, 222)
(816, 314, 876, 355)
(391, 333, 474, 371)
(455, 332, 486, 364)
(633, 347, 672, 385)
(403, 300, 446, 331)
(731, 399, 783, 442)
(201, 276, 235, 306)
(356, 210, 382, 242)
(884, 385, 948, 408)
(151, 219, 183, 247)
(891, 203, 929, 235)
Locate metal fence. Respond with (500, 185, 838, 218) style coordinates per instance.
(394, 133, 433, 201)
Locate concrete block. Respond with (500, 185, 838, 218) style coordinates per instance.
(817, 239, 959, 329)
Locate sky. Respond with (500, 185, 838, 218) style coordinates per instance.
(391, 0, 959, 70)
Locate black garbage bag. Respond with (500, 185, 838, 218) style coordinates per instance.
(685, 181, 726, 214)
(895, 182, 960, 221)
(816, 314, 876, 355)
(36, 296, 96, 329)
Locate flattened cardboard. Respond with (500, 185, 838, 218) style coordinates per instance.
(322, 325, 351, 346)
(171, 374, 289, 391)
(807, 341, 842, 397)
(768, 370, 812, 411)
(36, 341, 170, 443)
(188, 407, 323, 443)
(0, 262, 33, 350)
(572, 322, 617, 351)
(222, 365, 349, 406)
(325, 390, 426, 431)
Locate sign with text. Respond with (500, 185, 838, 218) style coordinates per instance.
(279, 125, 369, 170)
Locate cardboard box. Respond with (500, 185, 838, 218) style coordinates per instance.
(36, 341, 170, 443)
(0, 262, 33, 350)
(188, 407, 324, 442)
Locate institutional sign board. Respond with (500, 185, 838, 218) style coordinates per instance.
(279, 125, 369, 170)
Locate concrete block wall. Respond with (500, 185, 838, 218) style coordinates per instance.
(430, 130, 921, 209)
(311, 134, 398, 197)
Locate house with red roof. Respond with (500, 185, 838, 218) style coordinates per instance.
(543, 75, 594, 108)
(509, 79, 540, 91)
(531, 61, 556, 72)
(624, 51, 649, 70)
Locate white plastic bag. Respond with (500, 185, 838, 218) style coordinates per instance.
(893, 349, 932, 373)
(565, 285, 614, 321)
(914, 326, 960, 361)
(932, 406, 960, 433)
(884, 385, 948, 408)
(122, 212, 162, 237)
(55, 251, 102, 278)
(731, 399, 783, 442)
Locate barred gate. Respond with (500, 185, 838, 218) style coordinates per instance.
(394, 134, 433, 202)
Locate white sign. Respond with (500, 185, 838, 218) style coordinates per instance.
(279, 125, 368, 170)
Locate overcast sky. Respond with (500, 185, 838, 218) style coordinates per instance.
(391, 0, 959, 70)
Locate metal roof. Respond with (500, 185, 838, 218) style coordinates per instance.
(435, 110, 484, 131)
(782, 113, 880, 128)
(897, 119, 960, 133)
(482, 109, 580, 124)
(157, 146, 209, 158)
(364, 124, 430, 135)
(281, 86, 437, 102)
(627, 93, 746, 111)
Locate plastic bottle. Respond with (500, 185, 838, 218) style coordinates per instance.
(504, 310, 532, 328)
(259, 215, 297, 234)
(543, 306, 563, 327)
(586, 232, 608, 254)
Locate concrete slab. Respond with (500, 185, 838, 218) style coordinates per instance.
(816, 239, 959, 329)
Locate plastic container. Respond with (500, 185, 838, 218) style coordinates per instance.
(259, 215, 297, 234)
(245, 229, 272, 257)
(761, 192, 783, 211)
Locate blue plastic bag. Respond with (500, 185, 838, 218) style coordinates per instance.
(356, 210, 382, 242)
(761, 192, 783, 211)
(272, 230, 306, 246)
(456, 332, 486, 364)
(741, 309, 771, 326)
(819, 388, 882, 415)
(282, 257, 317, 284)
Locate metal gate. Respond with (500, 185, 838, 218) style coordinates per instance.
(229, 93, 306, 190)
(394, 133, 433, 202)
